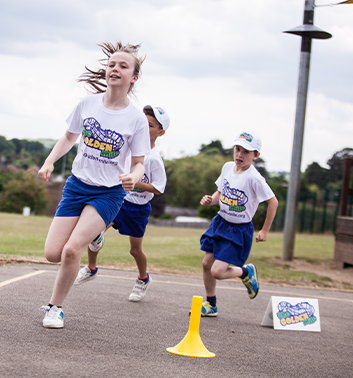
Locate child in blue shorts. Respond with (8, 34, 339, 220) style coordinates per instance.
(74, 105, 170, 302)
(38, 42, 150, 328)
(199, 130, 278, 316)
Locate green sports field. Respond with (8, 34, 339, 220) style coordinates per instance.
(0, 212, 345, 289)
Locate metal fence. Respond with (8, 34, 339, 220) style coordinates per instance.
(270, 190, 353, 234)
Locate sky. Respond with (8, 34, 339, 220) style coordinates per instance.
(0, 0, 352, 172)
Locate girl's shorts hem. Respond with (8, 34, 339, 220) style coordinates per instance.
(55, 175, 126, 227)
(112, 200, 152, 238)
(200, 214, 254, 267)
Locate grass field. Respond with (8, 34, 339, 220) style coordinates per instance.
(0, 212, 344, 289)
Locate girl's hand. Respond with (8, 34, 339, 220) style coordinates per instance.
(38, 162, 54, 182)
(119, 173, 136, 191)
(200, 195, 213, 206)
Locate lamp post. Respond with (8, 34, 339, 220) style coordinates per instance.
(282, 0, 332, 261)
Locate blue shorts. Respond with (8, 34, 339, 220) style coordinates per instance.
(112, 200, 152, 238)
(55, 175, 126, 227)
(200, 214, 254, 267)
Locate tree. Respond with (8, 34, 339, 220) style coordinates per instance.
(165, 154, 228, 208)
(164, 145, 274, 209)
(0, 136, 15, 164)
(253, 157, 268, 180)
(199, 140, 232, 157)
(0, 135, 77, 177)
(9, 139, 47, 169)
(150, 194, 166, 218)
(0, 171, 48, 214)
(52, 145, 78, 176)
(303, 162, 329, 189)
(326, 148, 353, 183)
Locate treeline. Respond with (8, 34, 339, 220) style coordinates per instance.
(0, 136, 47, 169)
(303, 148, 353, 191)
(159, 142, 353, 231)
(163, 142, 353, 207)
(0, 135, 352, 222)
(0, 136, 77, 214)
(0, 135, 77, 174)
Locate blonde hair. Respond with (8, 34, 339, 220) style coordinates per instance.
(79, 41, 145, 95)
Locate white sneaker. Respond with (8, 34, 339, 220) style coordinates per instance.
(73, 266, 98, 286)
(129, 275, 152, 302)
(40, 305, 64, 328)
(89, 231, 105, 252)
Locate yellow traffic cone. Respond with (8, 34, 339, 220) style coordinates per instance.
(166, 296, 215, 358)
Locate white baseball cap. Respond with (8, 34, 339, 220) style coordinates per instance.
(143, 105, 170, 131)
(233, 131, 262, 152)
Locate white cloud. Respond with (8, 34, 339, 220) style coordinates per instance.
(0, 0, 352, 172)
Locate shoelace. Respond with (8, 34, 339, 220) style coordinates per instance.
(39, 305, 50, 313)
(132, 280, 147, 292)
(242, 277, 253, 291)
(39, 306, 61, 318)
(80, 267, 91, 276)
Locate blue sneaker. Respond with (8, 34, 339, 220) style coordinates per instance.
(73, 266, 98, 286)
(201, 301, 218, 317)
(241, 263, 259, 299)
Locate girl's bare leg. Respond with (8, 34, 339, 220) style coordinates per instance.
(44, 216, 79, 264)
(46, 205, 106, 306)
(129, 236, 147, 280)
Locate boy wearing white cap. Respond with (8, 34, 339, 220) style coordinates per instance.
(198, 131, 278, 316)
(74, 105, 170, 302)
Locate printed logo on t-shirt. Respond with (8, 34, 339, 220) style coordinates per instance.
(220, 179, 248, 212)
(133, 173, 149, 193)
(82, 118, 124, 159)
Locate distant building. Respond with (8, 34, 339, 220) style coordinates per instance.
(26, 166, 40, 177)
(6, 164, 21, 173)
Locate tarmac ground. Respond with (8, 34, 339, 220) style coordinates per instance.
(0, 262, 352, 378)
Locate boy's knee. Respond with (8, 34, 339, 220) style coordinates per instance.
(202, 257, 213, 271)
(210, 266, 223, 280)
(130, 247, 142, 258)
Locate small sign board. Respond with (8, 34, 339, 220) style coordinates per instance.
(261, 296, 321, 332)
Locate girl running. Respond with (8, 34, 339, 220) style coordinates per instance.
(38, 42, 150, 328)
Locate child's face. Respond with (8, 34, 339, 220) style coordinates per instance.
(233, 145, 259, 171)
(146, 115, 165, 142)
(106, 52, 138, 90)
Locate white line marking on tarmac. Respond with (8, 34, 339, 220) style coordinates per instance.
(3, 269, 352, 304)
(97, 274, 353, 304)
(0, 270, 47, 288)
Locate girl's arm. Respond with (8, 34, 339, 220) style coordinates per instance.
(38, 130, 80, 182)
(200, 191, 221, 206)
(255, 196, 279, 242)
(119, 156, 145, 191)
(134, 181, 162, 195)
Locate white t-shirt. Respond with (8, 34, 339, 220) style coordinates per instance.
(67, 93, 150, 187)
(216, 162, 275, 224)
(125, 147, 166, 205)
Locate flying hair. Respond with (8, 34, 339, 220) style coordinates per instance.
(78, 41, 145, 95)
